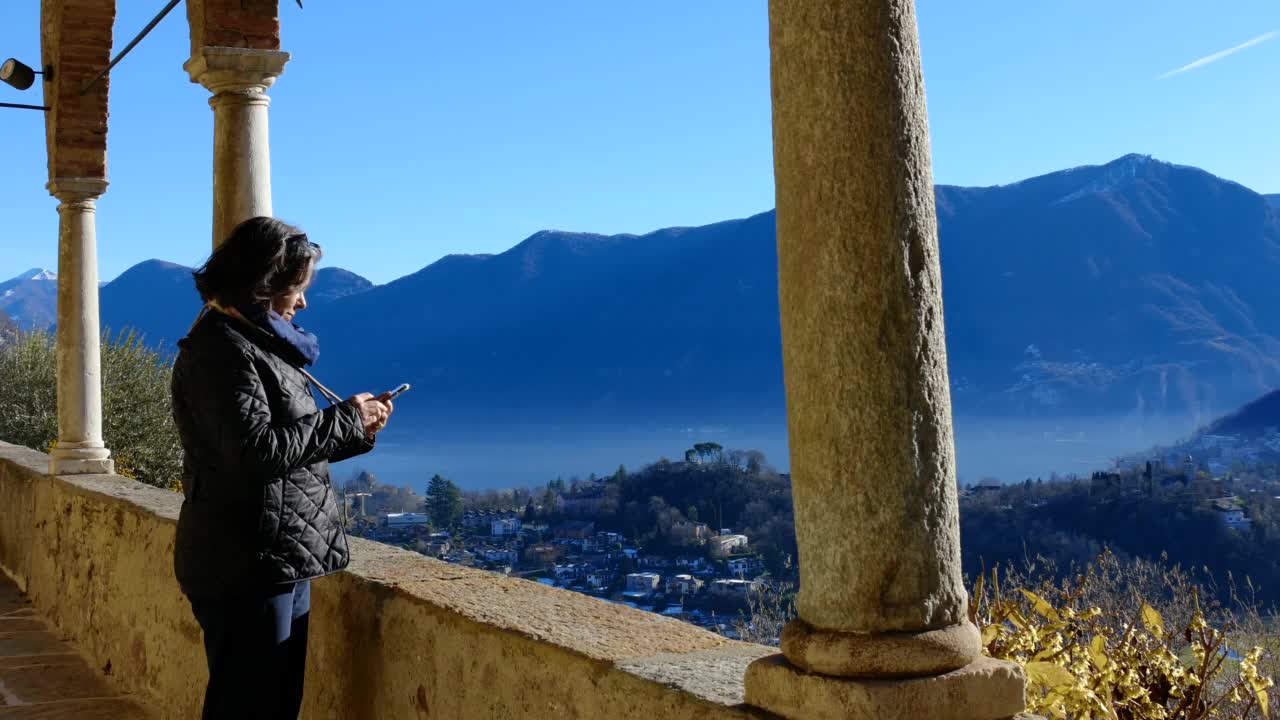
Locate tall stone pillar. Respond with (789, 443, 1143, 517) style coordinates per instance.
(744, 1, 1027, 718)
(47, 178, 114, 477)
(184, 47, 288, 248)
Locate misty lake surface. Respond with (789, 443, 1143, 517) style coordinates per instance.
(333, 414, 1204, 494)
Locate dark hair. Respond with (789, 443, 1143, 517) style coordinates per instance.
(193, 217, 322, 308)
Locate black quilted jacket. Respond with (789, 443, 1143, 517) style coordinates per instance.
(171, 311, 372, 596)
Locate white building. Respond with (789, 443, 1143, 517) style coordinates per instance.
(708, 534, 749, 559)
(727, 556, 764, 578)
(1212, 499, 1253, 532)
(709, 578, 761, 598)
(491, 517, 522, 537)
(483, 549, 516, 564)
(1216, 507, 1252, 531)
(624, 572, 662, 595)
(384, 512, 430, 528)
(665, 574, 703, 596)
(553, 563, 587, 582)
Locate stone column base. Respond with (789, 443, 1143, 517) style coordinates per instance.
(744, 654, 1027, 720)
(49, 446, 114, 476)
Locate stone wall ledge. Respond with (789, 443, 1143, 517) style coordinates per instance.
(0, 441, 777, 719)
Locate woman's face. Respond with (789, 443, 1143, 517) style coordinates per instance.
(270, 264, 314, 322)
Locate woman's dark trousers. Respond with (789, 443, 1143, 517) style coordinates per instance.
(188, 579, 311, 720)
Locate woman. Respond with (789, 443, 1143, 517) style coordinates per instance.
(171, 216, 392, 719)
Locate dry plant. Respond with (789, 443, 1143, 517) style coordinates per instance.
(732, 581, 796, 646)
(973, 550, 1276, 719)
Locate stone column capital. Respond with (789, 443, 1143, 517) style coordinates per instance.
(184, 47, 290, 96)
(46, 178, 108, 206)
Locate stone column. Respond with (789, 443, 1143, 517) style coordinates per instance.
(744, 1, 1027, 718)
(184, 47, 289, 248)
(47, 178, 114, 477)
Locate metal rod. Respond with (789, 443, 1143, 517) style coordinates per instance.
(80, 0, 183, 95)
(0, 102, 49, 111)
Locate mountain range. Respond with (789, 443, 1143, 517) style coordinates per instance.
(0, 269, 57, 331)
(93, 261, 371, 346)
(5, 153, 1280, 427)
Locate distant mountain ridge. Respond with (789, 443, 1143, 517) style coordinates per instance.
(8, 153, 1280, 425)
(304, 153, 1280, 424)
(936, 153, 1280, 418)
(97, 264, 375, 346)
(1200, 389, 1280, 439)
(0, 269, 58, 330)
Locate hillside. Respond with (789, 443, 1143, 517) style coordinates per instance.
(304, 210, 784, 422)
(937, 154, 1280, 416)
(1200, 389, 1280, 439)
(307, 153, 1280, 422)
(98, 263, 375, 351)
(0, 269, 57, 330)
(13, 153, 1280, 425)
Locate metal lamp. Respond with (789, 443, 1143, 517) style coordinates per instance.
(0, 58, 39, 91)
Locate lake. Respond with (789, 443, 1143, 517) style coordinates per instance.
(334, 414, 1204, 493)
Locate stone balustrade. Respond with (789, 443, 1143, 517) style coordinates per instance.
(0, 441, 778, 719)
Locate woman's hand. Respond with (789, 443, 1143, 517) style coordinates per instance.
(349, 393, 393, 438)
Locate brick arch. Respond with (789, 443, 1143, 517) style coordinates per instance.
(40, 0, 116, 181)
(186, 0, 281, 54)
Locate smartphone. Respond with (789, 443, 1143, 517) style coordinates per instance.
(384, 383, 411, 400)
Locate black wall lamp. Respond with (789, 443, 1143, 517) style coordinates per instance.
(0, 58, 50, 111)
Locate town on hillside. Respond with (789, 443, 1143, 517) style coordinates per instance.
(338, 446, 797, 640)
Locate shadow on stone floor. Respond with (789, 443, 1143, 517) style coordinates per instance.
(0, 574, 155, 719)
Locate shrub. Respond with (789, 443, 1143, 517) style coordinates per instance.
(730, 550, 1278, 719)
(0, 329, 181, 490)
(732, 580, 795, 646)
(973, 551, 1276, 719)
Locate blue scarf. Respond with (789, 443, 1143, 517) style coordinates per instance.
(237, 303, 321, 367)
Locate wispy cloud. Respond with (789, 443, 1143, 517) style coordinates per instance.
(1158, 30, 1278, 79)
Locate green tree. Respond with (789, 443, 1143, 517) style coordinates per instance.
(0, 329, 181, 489)
(693, 442, 724, 464)
(426, 474, 462, 529)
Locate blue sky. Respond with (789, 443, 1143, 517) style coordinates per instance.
(1, 1, 1277, 284)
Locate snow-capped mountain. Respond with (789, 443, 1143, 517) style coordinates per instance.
(0, 269, 58, 330)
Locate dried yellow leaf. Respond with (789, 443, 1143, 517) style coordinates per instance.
(981, 623, 1001, 647)
(1026, 661, 1076, 689)
(1088, 635, 1109, 672)
(1020, 588, 1061, 622)
(1140, 602, 1164, 640)
(1249, 676, 1271, 718)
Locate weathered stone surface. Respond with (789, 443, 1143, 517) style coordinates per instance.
(0, 698, 155, 719)
(745, 654, 1027, 720)
(184, 47, 288, 248)
(47, 178, 113, 477)
(0, 443, 774, 719)
(780, 617, 982, 677)
(0, 654, 81, 670)
(768, 0, 967, 641)
(0, 633, 73, 658)
(0, 620, 46, 634)
(0, 573, 153, 717)
(342, 539, 743, 662)
(0, 587, 31, 616)
(618, 645, 778, 706)
(0, 662, 119, 703)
